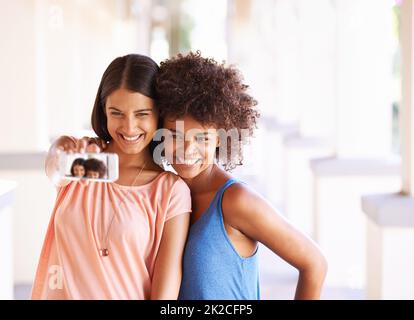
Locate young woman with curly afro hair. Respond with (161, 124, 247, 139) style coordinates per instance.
(155, 51, 328, 300)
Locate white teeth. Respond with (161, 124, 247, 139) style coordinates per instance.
(121, 134, 142, 141)
(180, 159, 200, 165)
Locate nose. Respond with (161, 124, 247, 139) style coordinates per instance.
(123, 115, 138, 134)
(183, 139, 199, 158)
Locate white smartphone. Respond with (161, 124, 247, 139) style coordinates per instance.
(58, 152, 119, 182)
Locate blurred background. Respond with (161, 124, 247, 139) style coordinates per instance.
(1, 0, 413, 300)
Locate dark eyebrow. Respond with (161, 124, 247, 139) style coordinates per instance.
(167, 128, 184, 135)
(168, 128, 180, 133)
(134, 109, 153, 113)
(108, 107, 153, 113)
(167, 129, 212, 138)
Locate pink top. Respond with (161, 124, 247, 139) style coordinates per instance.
(31, 171, 191, 300)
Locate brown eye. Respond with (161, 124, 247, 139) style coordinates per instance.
(172, 133, 184, 141)
(196, 136, 209, 142)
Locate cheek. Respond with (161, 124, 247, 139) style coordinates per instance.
(141, 115, 158, 133)
(200, 143, 218, 163)
(163, 140, 176, 161)
(106, 118, 117, 134)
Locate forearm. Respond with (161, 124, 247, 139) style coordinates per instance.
(150, 213, 190, 300)
(45, 135, 76, 184)
(45, 140, 60, 179)
(294, 261, 328, 300)
(150, 269, 182, 300)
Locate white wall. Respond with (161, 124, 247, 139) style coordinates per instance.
(0, 0, 149, 285)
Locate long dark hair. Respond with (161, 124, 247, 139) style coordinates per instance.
(70, 158, 85, 176)
(91, 54, 160, 152)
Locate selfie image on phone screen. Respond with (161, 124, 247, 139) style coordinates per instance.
(59, 153, 119, 182)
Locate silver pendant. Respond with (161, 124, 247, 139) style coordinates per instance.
(100, 248, 109, 257)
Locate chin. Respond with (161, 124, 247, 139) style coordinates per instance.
(172, 165, 203, 179)
(121, 146, 145, 155)
(115, 138, 149, 155)
(176, 172, 197, 179)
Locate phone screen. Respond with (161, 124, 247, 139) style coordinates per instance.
(59, 152, 118, 182)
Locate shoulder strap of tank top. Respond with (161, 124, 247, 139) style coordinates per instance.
(217, 178, 239, 199)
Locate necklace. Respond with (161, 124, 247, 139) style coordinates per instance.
(99, 161, 147, 257)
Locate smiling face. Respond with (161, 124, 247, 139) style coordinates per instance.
(72, 165, 85, 177)
(105, 88, 158, 155)
(163, 115, 219, 179)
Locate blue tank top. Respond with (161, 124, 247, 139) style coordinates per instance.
(178, 179, 260, 300)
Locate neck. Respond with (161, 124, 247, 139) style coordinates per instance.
(183, 164, 220, 193)
(106, 140, 150, 168)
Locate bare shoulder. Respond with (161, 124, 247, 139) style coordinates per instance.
(223, 182, 264, 207)
(159, 170, 184, 184)
(222, 182, 268, 227)
(158, 170, 190, 192)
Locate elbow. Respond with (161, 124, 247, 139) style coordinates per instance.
(300, 251, 328, 284)
(309, 252, 328, 283)
(317, 254, 328, 280)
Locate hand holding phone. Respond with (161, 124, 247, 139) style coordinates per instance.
(54, 136, 106, 154)
(46, 136, 111, 185)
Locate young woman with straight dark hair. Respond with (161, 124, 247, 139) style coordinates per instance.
(32, 54, 191, 300)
